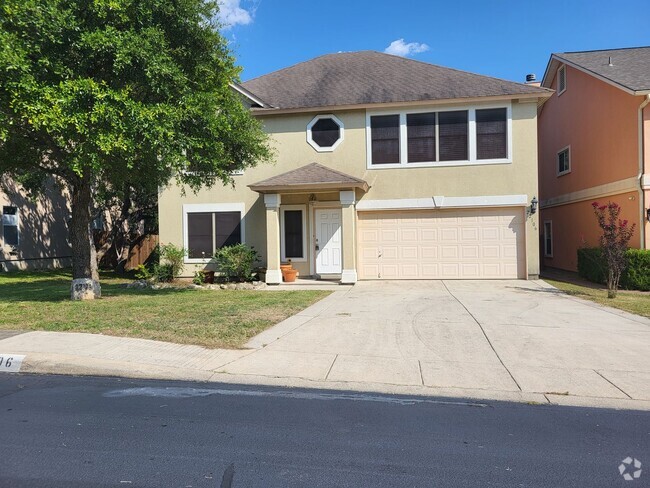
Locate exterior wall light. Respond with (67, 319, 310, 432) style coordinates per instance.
(531, 196, 538, 215)
(646, 208, 650, 222)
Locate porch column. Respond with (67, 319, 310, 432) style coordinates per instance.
(340, 190, 357, 284)
(264, 193, 282, 284)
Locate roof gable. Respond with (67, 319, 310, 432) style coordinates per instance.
(249, 163, 368, 193)
(241, 51, 550, 111)
(542, 47, 650, 95)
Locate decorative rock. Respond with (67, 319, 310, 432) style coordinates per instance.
(219, 284, 227, 290)
(226, 283, 237, 290)
(71, 278, 101, 300)
(126, 280, 149, 289)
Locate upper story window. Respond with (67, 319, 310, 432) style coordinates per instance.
(557, 65, 566, 95)
(557, 146, 571, 176)
(307, 114, 344, 152)
(367, 104, 510, 168)
(1, 206, 18, 247)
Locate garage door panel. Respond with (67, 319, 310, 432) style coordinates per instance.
(357, 208, 524, 280)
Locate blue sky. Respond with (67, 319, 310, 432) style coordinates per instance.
(218, 0, 648, 85)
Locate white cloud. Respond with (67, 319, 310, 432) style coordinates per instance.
(217, 0, 253, 29)
(384, 39, 430, 57)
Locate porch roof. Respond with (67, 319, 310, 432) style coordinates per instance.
(248, 163, 369, 193)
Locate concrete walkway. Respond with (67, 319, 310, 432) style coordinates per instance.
(1, 280, 649, 410)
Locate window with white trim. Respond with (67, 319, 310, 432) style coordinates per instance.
(557, 146, 570, 176)
(183, 204, 244, 261)
(307, 115, 344, 152)
(557, 65, 566, 95)
(367, 105, 511, 168)
(2, 206, 18, 247)
(544, 221, 553, 257)
(281, 206, 307, 261)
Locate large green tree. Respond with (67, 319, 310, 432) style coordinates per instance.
(0, 0, 271, 298)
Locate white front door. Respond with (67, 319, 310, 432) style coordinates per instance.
(315, 208, 342, 275)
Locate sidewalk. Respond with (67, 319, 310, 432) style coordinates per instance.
(1, 283, 649, 411)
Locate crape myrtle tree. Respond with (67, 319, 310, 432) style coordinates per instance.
(0, 0, 271, 299)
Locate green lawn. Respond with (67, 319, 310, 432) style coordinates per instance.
(546, 279, 650, 319)
(0, 270, 330, 348)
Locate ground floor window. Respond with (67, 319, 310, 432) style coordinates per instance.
(543, 221, 553, 257)
(281, 205, 307, 261)
(2, 206, 19, 247)
(183, 204, 244, 262)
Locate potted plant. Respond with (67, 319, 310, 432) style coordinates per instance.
(282, 267, 298, 282)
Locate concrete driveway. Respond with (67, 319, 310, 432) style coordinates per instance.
(227, 280, 650, 402)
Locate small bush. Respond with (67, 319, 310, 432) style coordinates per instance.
(193, 270, 206, 286)
(578, 247, 650, 291)
(159, 243, 186, 280)
(213, 244, 260, 282)
(624, 249, 650, 291)
(577, 248, 606, 284)
(134, 264, 153, 281)
(154, 263, 175, 283)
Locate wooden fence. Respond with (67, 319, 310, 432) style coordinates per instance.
(125, 234, 159, 270)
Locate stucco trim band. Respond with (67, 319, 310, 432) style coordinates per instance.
(356, 195, 528, 211)
(540, 177, 638, 209)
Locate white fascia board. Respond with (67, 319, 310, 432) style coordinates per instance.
(356, 195, 527, 211)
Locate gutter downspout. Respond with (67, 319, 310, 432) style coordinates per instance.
(639, 94, 650, 249)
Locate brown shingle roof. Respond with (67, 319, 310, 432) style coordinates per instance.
(545, 47, 650, 93)
(241, 51, 550, 111)
(248, 163, 369, 193)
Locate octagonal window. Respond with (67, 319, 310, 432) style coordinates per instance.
(307, 115, 344, 152)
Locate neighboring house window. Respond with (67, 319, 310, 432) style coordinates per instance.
(557, 146, 571, 176)
(307, 114, 344, 152)
(367, 104, 511, 168)
(281, 206, 307, 261)
(1, 206, 19, 247)
(544, 221, 553, 257)
(370, 114, 400, 164)
(476, 108, 507, 160)
(557, 65, 566, 95)
(183, 203, 244, 262)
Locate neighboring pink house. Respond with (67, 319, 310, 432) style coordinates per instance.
(538, 47, 650, 271)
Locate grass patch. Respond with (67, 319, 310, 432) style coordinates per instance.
(0, 270, 331, 348)
(545, 279, 650, 319)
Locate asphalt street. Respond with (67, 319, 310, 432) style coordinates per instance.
(0, 374, 647, 487)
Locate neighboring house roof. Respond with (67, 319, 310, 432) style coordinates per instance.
(542, 46, 650, 95)
(241, 51, 551, 112)
(248, 163, 369, 193)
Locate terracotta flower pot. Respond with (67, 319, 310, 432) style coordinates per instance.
(280, 263, 293, 272)
(282, 268, 298, 283)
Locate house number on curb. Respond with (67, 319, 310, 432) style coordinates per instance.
(0, 354, 25, 373)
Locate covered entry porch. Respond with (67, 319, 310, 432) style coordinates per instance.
(248, 163, 369, 285)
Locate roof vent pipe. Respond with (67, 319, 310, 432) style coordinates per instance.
(608, 56, 614, 66)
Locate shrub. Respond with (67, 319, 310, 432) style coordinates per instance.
(213, 244, 260, 282)
(134, 264, 153, 281)
(623, 249, 650, 291)
(578, 247, 650, 291)
(193, 270, 206, 286)
(577, 248, 606, 284)
(154, 263, 175, 283)
(159, 243, 186, 280)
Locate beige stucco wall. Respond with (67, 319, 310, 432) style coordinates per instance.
(159, 99, 540, 278)
(1, 176, 72, 271)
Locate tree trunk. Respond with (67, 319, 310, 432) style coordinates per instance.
(70, 176, 101, 300)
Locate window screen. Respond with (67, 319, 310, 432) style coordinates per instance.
(187, 211, 241, 259)
(476, 108, 507, 160)
(557, 148, 570, 175)
(2, 206, 18, 247)
(438, 111, 468, 161)
(371, 115, 400, 164)
(544, 222, 553, 257)
(311, 118, 341, 148)
(284, 210, 303, 259)
(407, 112, 436, 163)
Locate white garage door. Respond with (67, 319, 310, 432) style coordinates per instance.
(357, 208, 525, 280)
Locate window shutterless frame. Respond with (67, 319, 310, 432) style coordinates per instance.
(1, 206, 19, 248)
(543, 220, 553, 257)
(280, 205, 307, 262)
(182, 203, 245, 264)
(556, 145, 571, 176)
(307, 114, 345, 152)
(365, 102, 512, 169)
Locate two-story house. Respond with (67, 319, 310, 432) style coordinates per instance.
(538, 47, 650, 271)
(159, 51, 551, 283)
